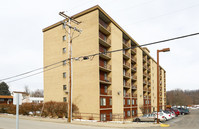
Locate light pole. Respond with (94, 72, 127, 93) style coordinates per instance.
(157, 48, 170, 124)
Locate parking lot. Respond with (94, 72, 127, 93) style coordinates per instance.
(164, 109, 199, 129)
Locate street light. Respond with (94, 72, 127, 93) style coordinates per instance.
(157, 48, 170, 124)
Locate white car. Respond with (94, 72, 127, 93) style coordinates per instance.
(152, 111, 172, 121)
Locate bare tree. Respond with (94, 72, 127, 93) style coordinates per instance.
(24, 85, 30, 94)
(31, 89, 44, 97)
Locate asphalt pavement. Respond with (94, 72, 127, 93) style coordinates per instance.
(0, 109, 198, 129)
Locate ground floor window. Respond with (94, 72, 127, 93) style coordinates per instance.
(132, 110, 135, 116)
(127, 110, 130, 117)
(101, 114, 106, 121)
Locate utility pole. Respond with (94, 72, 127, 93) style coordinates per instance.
(59, 12, 81, 123)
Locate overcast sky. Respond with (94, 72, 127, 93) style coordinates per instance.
(0, 0, 199, 92)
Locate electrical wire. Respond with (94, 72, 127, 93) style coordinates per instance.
(6, 64, 65, 83)
(1, 32, 199, 83)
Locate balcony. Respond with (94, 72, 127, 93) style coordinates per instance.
(99, 19, 111, 35)
(123, 39, 130, 48)
(99, 46, 111, 60)
(148, 82, 151, 86)
(99, 32, 111, 47)
(143, 65, 147, 70)
(100, 77, 111, 85)
(123, 72, 130, 79)
(143, 80, 147, 85)
(131, 65, 137, 72)
(131, 75, 137, 81)
(143, 87, 148, 92)
(147, 68, 151, 73)
(132, 85, 137, 90)
(147, 60, 150, 66)
(124, 93, 130, 97)
(123, 62, 130, 69)
(100, 90, 112, 96)
(143, 57, 147, 63)
(131, 49, 136, 55)
(131, 57, 137, 64)
(123, 82, 130, 88)
(143, 72, 147, 78)
(123, 51, 130, 59)
(99, 63, 111, 72)
(132, 94, 137, 98)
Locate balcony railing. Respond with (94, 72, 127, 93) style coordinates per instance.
(123, 82, 130, 88)
(99, 63, 111, 71)
(100, 77, 111, 84)
(131, 57, 136, 63)
(132, 86, 137, 89)
(143, 80, 147, 84)
(123, 39, 130, 48)
(143, 57, 147, 62)
(99, 32, 111, 47)
(143, 65, 147, 70)
(132, 94, 137, 97)
(123, 51, 130, 59)
(99, 46, 111, 59)
(123, 72, 130, 78)
(99, 19, 111, 32)
(123, 62, 130, 68)
(131, 65, 137, 72)
(100, 90, 112, 95)
(124, 93, 130, 97)
(143, 87, 148, 91)
(131, 49, 136, 54)
(143, 72, 147, 77)
(131, 75, 137, 80)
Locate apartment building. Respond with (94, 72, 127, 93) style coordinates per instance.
(43, 5, 167, 121)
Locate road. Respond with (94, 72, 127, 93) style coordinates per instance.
(0, 109, 199, 129)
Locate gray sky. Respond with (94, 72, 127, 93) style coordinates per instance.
(0, 0, 199, 92)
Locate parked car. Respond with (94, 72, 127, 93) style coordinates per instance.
(152, 111, 172, 121)
(170, 108, 180, 116)
(178, 107, 189, 115)
(163, 110, 175, 118)
(134, 113, 166, 122)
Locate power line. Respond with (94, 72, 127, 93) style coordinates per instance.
(6, 64, 65, 83)
(2, 32, 199, 83)
(0, 59, 67, 82)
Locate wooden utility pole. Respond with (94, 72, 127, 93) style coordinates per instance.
(59, 12, 81, 123)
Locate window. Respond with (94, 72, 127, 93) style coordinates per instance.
(104, 60, 107, 67)
(123, 90, 126, 96)
(123, 99, 125, 105)
(109, 98, 112, 106)
(100, 98, 106, 106)
(136, 100, 137, 105)
(127, 99, 130, 105)
(132, 99, 134, 105)
(104, 86, 107, 93)
(63, 35, 66, 41)
(124, 111, 125, 117)
(63, 85, 67, 90)
(0, 99, 4, 101)
(132, 110, 135, 116)
(63, 60, 67, 65)
(63, 97, 67, 102)
(145, 100, 147, 104)
(63, 72, 66, 78)
(63, 48, 66, 53)
(101, 114, 106, 121)
(123, 79, 126, 86)
(110, 113, 112, 120)
(104, 73, 107, 80)
(123, 69, 126, 75)
(127, 111, 130, 117)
